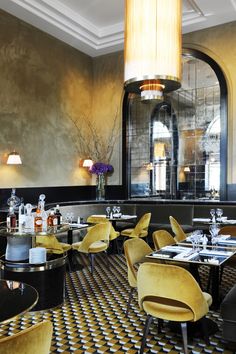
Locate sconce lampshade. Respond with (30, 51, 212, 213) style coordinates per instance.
(7, 151, 22, 165)
(184, 166, 190, 172)
(82, 158, 93, 168)
(124, 0, 182, 101)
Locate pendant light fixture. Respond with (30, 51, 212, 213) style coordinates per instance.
(124, 0, 182, 101)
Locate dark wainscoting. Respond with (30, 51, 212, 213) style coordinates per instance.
(0, 185, 127, 207)
(227, 184, 236, 201)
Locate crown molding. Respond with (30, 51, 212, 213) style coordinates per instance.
(1, 0, 236, 57)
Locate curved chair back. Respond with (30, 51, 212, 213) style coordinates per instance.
(78, 222, 111, 253)
(87, 216, 118, 240)
(152, 230, 176, 250)
(219, 226, 236, 236)
(124, 238, 152, 288)
(137, 263, 209, 322)
(0, 320, 53, 354)
(36, 235, 64, 254)
(131, 213, 151, 237)
(169, 216, 186, 242)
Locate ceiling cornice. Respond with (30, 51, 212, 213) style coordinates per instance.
(1, 0, 236, 57)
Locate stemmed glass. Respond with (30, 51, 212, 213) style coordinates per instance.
(112, 206, 117, 214)
(106, 206, 111, 218)
(210, 209, 216, 223)
(216, 208, 223, 222)
(209, 224, 220, 248)
(116, 206, 121, 216)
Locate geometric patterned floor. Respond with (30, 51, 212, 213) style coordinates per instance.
(0, 254, 235, 353)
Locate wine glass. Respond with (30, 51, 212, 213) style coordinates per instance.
(216, 208, 223, 222)
(116, 206, 121, 216)
(106, 206, 111, 218)
(210, 209, 216, 222)
(112, 206, 117, 214)
(209, 224, 220, 248)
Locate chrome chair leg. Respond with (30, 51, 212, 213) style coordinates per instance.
(140, 314, 152, 354)
(180, 322, 188, 354)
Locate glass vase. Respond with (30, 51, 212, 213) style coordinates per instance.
(96, 174, 105, 200)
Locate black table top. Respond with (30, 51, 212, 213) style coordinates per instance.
(0, 279, 38, 323)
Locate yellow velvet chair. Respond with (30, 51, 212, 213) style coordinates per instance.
(152, 230, 176, 250)
(72, 222, 111, 274)
(0, 320, 53, 354)
(87, 215, 120, 253)
(169, 215, 187, 242)
(124, 238, 153, 315)
(121, 213, 151, 240)
(137, 263, 212, 354)
(219, 225, 236, 236)
(36, 234, 71, 254)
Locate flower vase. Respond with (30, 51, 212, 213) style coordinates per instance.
(96, 174, 105, 200)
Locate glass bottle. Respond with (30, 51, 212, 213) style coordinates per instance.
(7, 188, 21, 209)
(34, 208, 43, 232)
(18, 202, 26, 233)
(6, 206, 16, 231)
(25, 203, 34, 233)
(38, 194, 47, 231)
(47, 210, 58, 228)
(55, 205, 62, 225)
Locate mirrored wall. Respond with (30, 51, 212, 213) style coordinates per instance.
(126, 50, 227, 200)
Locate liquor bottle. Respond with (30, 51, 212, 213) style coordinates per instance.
(55, 205, 62, 225)
(25, 203, 34, 232)
(47, 210, 58, 228)
(38, 194, 48, 231)
(18, 202, 26, 233)
(6, 206, 16, 231)
(34, 208, 43, 232)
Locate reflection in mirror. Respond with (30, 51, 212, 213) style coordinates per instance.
(126, 50, 225, 200)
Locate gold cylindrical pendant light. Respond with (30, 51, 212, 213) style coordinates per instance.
(124, 0, 182, 101)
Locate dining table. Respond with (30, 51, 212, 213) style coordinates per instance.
(143, 239, 236, 308)
(0, 279, 38, 324)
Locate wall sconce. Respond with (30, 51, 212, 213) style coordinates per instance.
(144, 162, 154, 171)
(124, 0, 182, 101)
(184, 166, 190, 172)
(7, 151, 22, 165)
(82, 158, 93, 168)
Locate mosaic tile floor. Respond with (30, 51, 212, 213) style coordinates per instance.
(0, 254, 236, 354)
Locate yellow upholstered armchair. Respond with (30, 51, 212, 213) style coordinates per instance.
(137, 263, 212, 354)
(72, 222, 111, 274)
(0, 320, 53, 354)
(124, 238, 152, 315)
(121, 213, 151, 240)
(36, 234, 71, 254)
(169, 215, 187, 242)
(152, 230, 176, 250)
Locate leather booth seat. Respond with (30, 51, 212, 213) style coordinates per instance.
(220, 284, 236, 348)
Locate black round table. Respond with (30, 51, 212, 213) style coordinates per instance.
(0, 279, 38, 324)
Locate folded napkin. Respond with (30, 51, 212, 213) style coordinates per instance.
(69, 223, 88, 228)
(199, 249, 233, 257)
(219, 235, 231, 240)
(186, 235, 204, 242)
(218, 239, 236, 245)
(193, 218, 211, 222)
(146, 253, 170, 259)
(224, 220, 236, 224)
(91, 214, 106, 218)
(120, 215, 137, 219)
(173, 251, 198, 261)
(204, 258, 220, 265)
(112, 213, 122, 218)
(163, 245, 192, 253)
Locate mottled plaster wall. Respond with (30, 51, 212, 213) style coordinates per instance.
(0, 10, 123, 188)
(183, 21, 236, 184)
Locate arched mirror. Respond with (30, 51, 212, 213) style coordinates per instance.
(125, 49, 227, 200)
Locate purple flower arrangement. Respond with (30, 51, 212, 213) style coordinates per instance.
(89, 162, 113, 175)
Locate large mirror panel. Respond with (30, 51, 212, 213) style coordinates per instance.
(126, 50, 226, 200)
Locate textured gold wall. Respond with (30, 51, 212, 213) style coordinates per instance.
(0, 10, 122, 188)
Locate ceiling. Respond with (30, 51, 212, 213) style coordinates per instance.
(1, 0, 236, 57)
